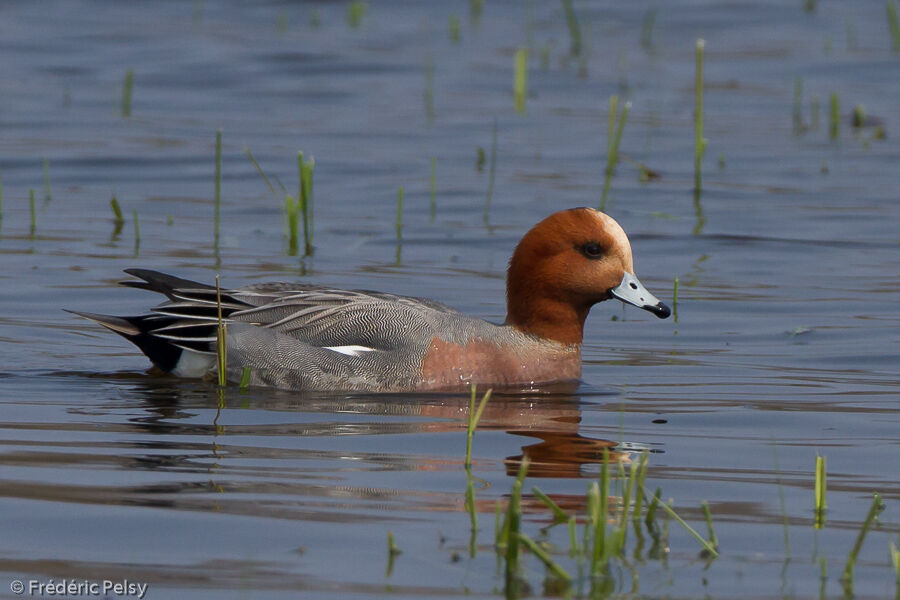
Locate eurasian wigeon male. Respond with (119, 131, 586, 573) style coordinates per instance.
(71, 208, 669, 392)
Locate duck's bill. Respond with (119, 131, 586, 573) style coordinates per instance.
(610, 272, 671, 319)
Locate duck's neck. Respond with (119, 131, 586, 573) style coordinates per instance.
(506, 288, 588, 346)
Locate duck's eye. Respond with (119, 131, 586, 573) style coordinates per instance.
(579, 242, 603, 259)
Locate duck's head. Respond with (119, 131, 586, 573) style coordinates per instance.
(506, 207, 670, 345)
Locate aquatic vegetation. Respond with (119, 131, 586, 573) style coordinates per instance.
(672, 276, 679, 323)
(428, 157, 436, 222)
(483, 120, 497, 224)
(641, 8, 657, 50)
(475, 146, 486, 171)
(214, 129, 222, 251)
(386, 531, 401, 577)
(852, 103, 867, 127)
(42, 158, 51, 202)
(464, 386, 491, 467)
(298, 152, 315, 256)
(499, 458, 529, 594)
(513, 48, 528, 114)
(829, 93, 840, 139)
(815, 454, 827, 528)
(694, 39, 706, 193)
(347, 2, 366, 29)
(539, 43, 552, 70)
(395, 186, 403, 242)
(215, 275, 226, 388)
(469, 0, 483, 24)
(424, 56, 435, 123)
(561, 0, 581, 55)
(244, 147, 277, 195)
(600, 96, 629, 211)
(485, 448, 724, 596)
(109, 194, 124, 226)
(891, 536, 900, 590)
(122, 68, 134, 117)
(448, 15, 460, 43)
(132, 209, 140, 255)
(29, 189, 35, 239)
(285, 195, 300, 255)
(840, 493, 884, 596)
(888, 1, 900, 51)
(793, 77, 804, 134)
(275, 13, 288, 33)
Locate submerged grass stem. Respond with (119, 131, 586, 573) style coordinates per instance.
(215, 275, 226, 388)
(42, 158, 51, 202)
(110, 194, 124, 225)
(560, 0, 581, 55)
(484, 119, 498, 224)
(464, 386, 492, 467)
(214, 129, 222, 250)
(829, 93, 840, 140)
(672, 276, 680, 323)
(29, 189, 35, 238)
(298, 152, 315, 256)
(841, 493, 883, 590)
(514, 48, 528, 114)
(429, 157, 436, 222)
(888, 1, 900, 51)
(694, 39, 707, 193)
(244, 147, 277, 195)
(600, 98, 630, 211)
(640, 485, 718, 558)
(815, 454, 827, 528)
(518, 533, 572, 581)
(122, 68, 134, 117)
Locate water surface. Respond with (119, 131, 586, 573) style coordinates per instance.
(1, 1, 898, 598)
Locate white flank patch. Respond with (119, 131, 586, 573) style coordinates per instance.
(324, 345, 377, 357)
(173, 349, 216, 377)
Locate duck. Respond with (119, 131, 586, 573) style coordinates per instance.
(70, 208, 670, 392)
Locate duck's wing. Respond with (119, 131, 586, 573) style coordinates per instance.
(104, 270, 463, 383)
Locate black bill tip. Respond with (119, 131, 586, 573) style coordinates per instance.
(647, 302, 671, 319)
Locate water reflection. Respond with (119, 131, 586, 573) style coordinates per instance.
(0, 373, 629, 525)
(122, 378, 623, 481)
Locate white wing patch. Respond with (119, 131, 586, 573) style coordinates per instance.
(324, 345, 377, 357)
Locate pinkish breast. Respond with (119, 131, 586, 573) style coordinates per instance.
(419, 335, 581, 391)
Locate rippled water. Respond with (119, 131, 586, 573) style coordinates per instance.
(1, 1, 899, 599)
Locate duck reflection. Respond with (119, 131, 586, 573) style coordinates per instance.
(120, 375, 628, 480)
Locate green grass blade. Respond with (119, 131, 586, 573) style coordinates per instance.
(815, 454, 827, 529)
(532, 486, 568, 523)
(639, 484, 718, 558)
(702, 501, 719, 551)
(215, 275, 226, 388)
(841, 493, 884, 586)
(429, 157, 436, 222)
(519, 532, 572, 581)
(110, 195, 124, 225)
(560, 0, 581, 55)
(244, 147, 277, 195)
(122, 68, 134, 117)
(214, 129, 222, 250)
(514, 48, 528, 114)
(694, 39, 706, 193)
(465, 386, 492, 467)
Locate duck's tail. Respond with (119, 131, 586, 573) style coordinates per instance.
(66, 310, 194, 373)
(67, 270, 227, 377)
